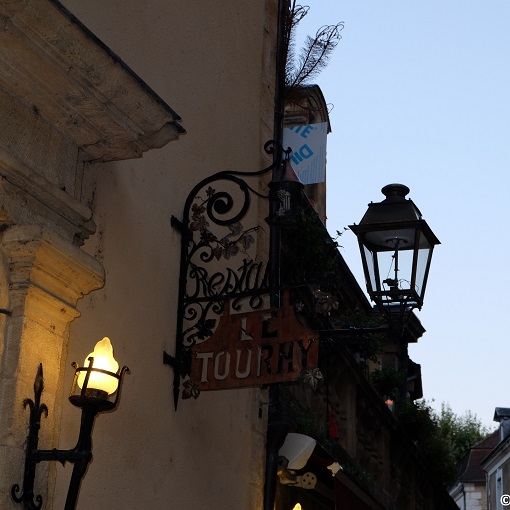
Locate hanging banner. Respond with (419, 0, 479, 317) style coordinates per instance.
(283, 122, 328, 184)
(190, 293, 318, 391)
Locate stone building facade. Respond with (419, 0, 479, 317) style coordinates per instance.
(449, 431, 498, 510)
(0, 1, 458, 509)
(481, 409, 510, 510)
(0, 0, 273, 508)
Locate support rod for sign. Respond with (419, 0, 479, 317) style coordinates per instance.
(263, 1, 292, 509)
(164, 144, 282, 410)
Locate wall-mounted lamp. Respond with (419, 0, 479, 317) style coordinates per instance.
(12, 337, 130, 510)
(277, 433, 317, 490)
(279, 433, 316, 471)
(350, 184, 440, 317)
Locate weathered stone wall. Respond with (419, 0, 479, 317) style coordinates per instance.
(0, 1, 184, 508)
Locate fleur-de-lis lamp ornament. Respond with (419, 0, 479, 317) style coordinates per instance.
(12, 337, 130, 510)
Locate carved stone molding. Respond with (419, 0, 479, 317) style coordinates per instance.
(0, 224, 105, 508)
(0, 0, 184, 164)
(2, 225, 104, 317)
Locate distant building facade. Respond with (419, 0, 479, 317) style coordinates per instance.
(449, 431, 499, 510)
(482, 408, 510, 510)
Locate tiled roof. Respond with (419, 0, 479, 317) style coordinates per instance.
(458, 430, 499, 482)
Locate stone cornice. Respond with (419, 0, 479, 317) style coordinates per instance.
(0, 0, 185, 163)
(2, 225, 104, 314)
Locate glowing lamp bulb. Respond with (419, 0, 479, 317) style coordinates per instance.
(77, 337, 119, 395)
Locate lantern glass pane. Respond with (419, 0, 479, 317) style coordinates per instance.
(376, 249, 415, 294)
(363, 244, 378, 292)
(415, 234, 433, 298)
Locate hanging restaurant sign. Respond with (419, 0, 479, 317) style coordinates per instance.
(190, 292, 318, 392)
(164, 141, 301, 408)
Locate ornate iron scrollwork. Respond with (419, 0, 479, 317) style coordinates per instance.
(164, 141, 284, 408)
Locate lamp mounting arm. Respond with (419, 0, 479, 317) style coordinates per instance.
(12, 363, 129, 510)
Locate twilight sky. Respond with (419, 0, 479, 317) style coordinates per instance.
(296, 1, 510, 427)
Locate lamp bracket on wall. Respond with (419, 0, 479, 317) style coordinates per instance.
(12, 362, 129, 510)
(164, 140, 291, 409)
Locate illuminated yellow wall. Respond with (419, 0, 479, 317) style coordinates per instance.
(52, 1, 277, 509)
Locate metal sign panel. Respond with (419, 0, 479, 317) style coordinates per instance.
(190, 293, 318, 391)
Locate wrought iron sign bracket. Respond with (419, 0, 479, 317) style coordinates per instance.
(164, 140, 295, 409)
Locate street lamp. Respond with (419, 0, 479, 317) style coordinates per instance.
(12, 337, 130, 510)
(350, 184, 440, 317)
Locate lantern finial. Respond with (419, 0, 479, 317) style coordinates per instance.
(381, 183, 410, 201)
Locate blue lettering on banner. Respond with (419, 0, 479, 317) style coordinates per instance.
(283, 122, 328, 184)
(288, 124, 315, 139)
(290, 144, 314, 166)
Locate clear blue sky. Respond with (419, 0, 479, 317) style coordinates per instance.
(296, 1, 510, 427)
